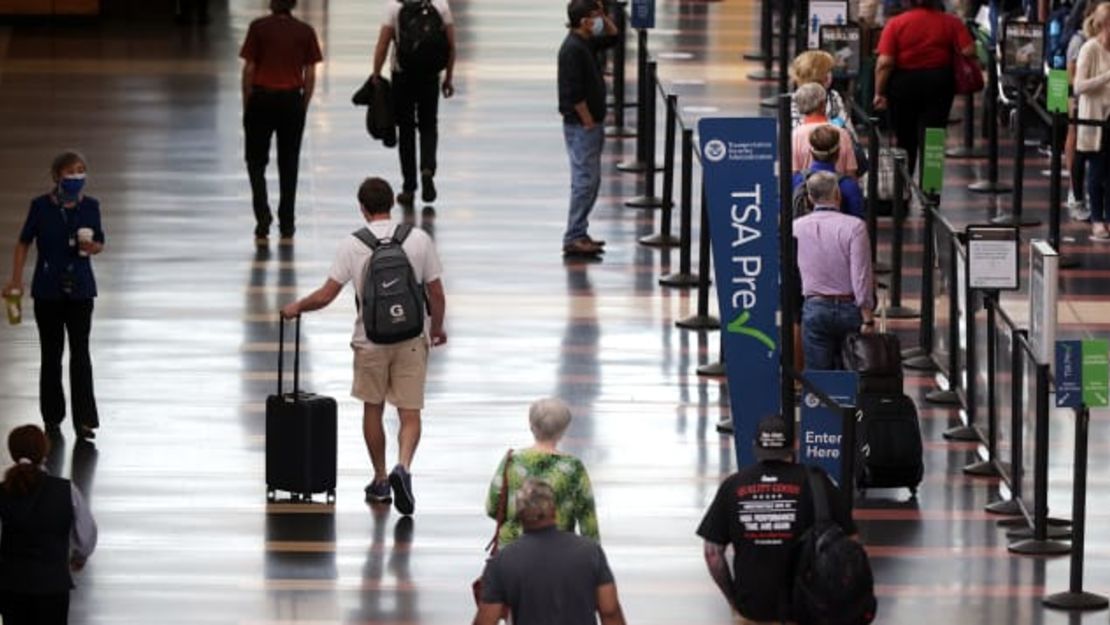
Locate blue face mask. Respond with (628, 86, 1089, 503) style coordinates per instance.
(58, 174, 86, 201)
(591, 16, 605, 36)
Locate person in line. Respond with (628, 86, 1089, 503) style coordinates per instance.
(474, 478, 626, 625)
(873, 0, 976, 174)
(558, 0, 617, 258)
(3, 152, 104, 440)
(791, 83, 859, 176)
(371, 0, 457, 206)
(697, 414, 856, 625)
(794, 172, 875, 371)
(789, 50, 854, 133)
(792, 125, 866, 220)
(0, 425, 97, 625)
(281, 177, 446, 515)
(240, 0, 323, 245)
(1075, 1, 1110, 241)
(1066, 10, 1099, 222)
(485, 397, 599, 548)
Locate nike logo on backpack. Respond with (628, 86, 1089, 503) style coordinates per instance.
(382, 278, 400, 289)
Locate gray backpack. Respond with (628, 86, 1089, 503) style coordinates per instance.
(353, 224, 425, 344)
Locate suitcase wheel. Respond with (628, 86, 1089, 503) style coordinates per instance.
(300, 493, 313, 503)
(326, 489, 336, 504)
(266, 488, 276, 503)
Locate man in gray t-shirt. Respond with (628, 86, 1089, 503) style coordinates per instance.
(473, 479, 626, 625)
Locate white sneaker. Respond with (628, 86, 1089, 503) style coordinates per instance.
(1068, 193, 1091, 222)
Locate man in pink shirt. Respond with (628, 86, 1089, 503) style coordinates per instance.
(793, 171, 875, 370)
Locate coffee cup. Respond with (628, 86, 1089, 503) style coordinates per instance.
(4, 289, 21, 326)
(77, 228, 94, 256)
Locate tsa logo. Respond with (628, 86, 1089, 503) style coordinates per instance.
(704, 139, 727, 162)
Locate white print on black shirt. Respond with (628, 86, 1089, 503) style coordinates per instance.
(735, 479, 803, 545)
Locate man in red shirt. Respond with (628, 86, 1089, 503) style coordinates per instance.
(240, 0, 323, 245)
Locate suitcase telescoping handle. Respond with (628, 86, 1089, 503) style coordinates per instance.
(277, 314, 301, 398)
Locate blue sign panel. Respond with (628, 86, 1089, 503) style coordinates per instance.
(699, 118, 781, 468)
(799, 371, 858, 484)
(1056, 340, 1082, 408)
(631, 0, 655, 29)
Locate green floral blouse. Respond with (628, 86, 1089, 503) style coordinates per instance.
(485, 448, 599, 547)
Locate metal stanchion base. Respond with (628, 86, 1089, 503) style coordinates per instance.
(742, 51, 771, 61)
(943, 424, 981, 442)
(616, 160, 648, 173)
(968, 180, 1013, 194)
(875, 260, 891, 274)
(946, 145, 988, 159)
(985, 498, 1023, 515)
(926, 389, 961, 405)
(605, 126, 637, 139)
(676, 314, 720, 331)
(697, 361, 726, 376)
(903, 354, 938, 372)
(1060, 255, 1081, 269)
(880, 305, 921, 319)
(759, 95, 780, 109)
(1007, 525, 1073, 540)
(625, 195, 664, 209)
(1044, 591, 1110, 611)
(716, 417, 734, 433)
(990, 213, 1042, 227)
(746, 69, 779, 82)
(997, 516, 1029, 528)
(1007, 538, 1072, 556)
(659, 272, 699, 288)
(963, 460, 1000, 477)
(902, 346, 925, 358)
(638, 233, 680, 248)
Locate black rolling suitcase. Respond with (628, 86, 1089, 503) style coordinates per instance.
(856, 393, 924, 495)
(266, 316, 337, 503)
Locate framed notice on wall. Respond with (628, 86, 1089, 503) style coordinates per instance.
(1002, 20, 1045, 76)
(966, 225, 1019, 290)
(819, 24, 862, 79)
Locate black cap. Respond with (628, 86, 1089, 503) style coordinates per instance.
(754, 414, 790, 455)
(567, 0, 598, 26)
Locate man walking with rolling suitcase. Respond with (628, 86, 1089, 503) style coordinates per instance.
(281, 177, 447, 515)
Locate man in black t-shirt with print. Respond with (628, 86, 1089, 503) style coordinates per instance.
(697, 414, 856, 625)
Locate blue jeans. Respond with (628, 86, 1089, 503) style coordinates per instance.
(802, 298, 863, 371)
(563, 122, 604, 245)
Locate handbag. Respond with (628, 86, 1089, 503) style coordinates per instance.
(952, 21, 984, 95)
(471, 449, 513, 619)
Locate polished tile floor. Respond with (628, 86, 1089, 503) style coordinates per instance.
(2, 0, 1110, 623)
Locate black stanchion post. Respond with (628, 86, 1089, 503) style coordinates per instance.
(641, 94, 679, 247)
(795, 0, 809, 54)
(992, 81, 1040, 226)
(677, 184, 721, 330)
(986, 327, 1027, 515)
(660, 129, 699, 287)
(746, 0, 779, 80)
(697, 331, 726, 377)
(840, 406, 858, 514)
(965, 293, 1001, 477)
(606, 2, 636, 139)
(1050, 112, 1080, 269)
(904, 197, 939, 370)
(927, 230, 962, 406)
(1008, 363, 1071, 555)
(883, 156, 920, 319)
(865, 118, 885, 273)
(618, 29, 650, 173)
(779, 94, 796, 417)
(1043, 406, 1109, 610)
(969, 47, 1012, 194)
(627, 62, 664, 208)
(947, 91, 987, 158)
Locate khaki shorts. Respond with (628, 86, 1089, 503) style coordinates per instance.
(351, 336, 428, 409)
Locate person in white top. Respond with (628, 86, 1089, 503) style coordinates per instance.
(281, 177, 447, 515)
(371, 0, 457, 207)
(1074, 2, 1110, 241)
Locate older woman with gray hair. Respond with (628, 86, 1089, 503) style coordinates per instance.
(485, 398, 599, 547)
(791, 83, 859, 176)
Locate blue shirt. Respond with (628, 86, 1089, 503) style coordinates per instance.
(791, 161, 865, 220)
(18, 194, 105, 301)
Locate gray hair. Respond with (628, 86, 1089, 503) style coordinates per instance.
(794, 83, 827, 116)
(515, 478, 556, 524)
(806, 171, 840, 205)
(529, 397, 573, 443)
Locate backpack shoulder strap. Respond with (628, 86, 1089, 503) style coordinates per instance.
(804, 466, 832, 524)
(393, 222, 414, 244)
(352, 227, 381, 250)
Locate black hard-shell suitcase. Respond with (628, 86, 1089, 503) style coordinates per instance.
(856, 393, 924, 495)
(266, 316, 337, 503)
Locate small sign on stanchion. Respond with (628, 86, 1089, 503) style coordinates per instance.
(807, 1, 847, 49)
(921, 128, 947, 194)
(1002, 20, 1045, 76)
(630, 0, 655, 29)
(799, 371, 857, 485)
(966, 225, 1020, 291)
(819, 24, 861, 79)
(1048, 68, 1069, 114)
(1056, 339, 1110, 408)
(1082, 339, 1109, 407)
(1030, 241, 1059, 367)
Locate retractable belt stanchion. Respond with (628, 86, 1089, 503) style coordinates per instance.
(882, 157, 920, 319)
(746, 0, 778, 80)
(760, 0, 793, 108)
(986, 327, 1027, 515)
(1051, 112, 1080, 268)
(626, 62, 664, 208)
(676, 184, 721, 331)
(640, 93, 679, 247)
(606, 2, 636, 139)
(863, 115, 891, 274)
(618, 29, 651, 173)
(991, 80, 1041, 226)
(903, 195, 939, 370)
(1043, 405, 1109, 611)
(969, 46, 1013, 194)
(659, 128, 699, 288)
(926, 230, 961, 406)
(947, 20, 988, 158)
(698, 332, 726, 377)
(964, 293, 1001, 477)
(779, 94, 796, 417)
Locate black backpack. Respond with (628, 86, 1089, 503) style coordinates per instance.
(792, 168, 846, 218)
(353, 224, 425, 344)
(396, 0, 450, 75)
(791, 468, 877, 625)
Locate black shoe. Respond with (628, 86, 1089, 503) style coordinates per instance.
(389, 464, 415, 515)
(397, 191, 415, 207)
(421, 170, 436, 204)
(75, 425, 96, 440)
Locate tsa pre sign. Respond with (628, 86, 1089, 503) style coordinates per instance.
(699, 118, 781, 467)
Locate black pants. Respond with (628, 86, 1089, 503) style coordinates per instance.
(392, 72, 440, 193)
(887, 67, 955, 175)
(34, 299, 98, 430)
(0, 591, 69, 625)
(244, 89, 307, 237)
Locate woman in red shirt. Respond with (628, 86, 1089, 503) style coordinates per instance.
(873, 0, 977, 173)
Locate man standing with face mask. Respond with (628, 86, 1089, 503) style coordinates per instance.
(558, 0, 617, 258)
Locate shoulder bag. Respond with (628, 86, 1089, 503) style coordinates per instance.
(952, 18, 985, 95)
